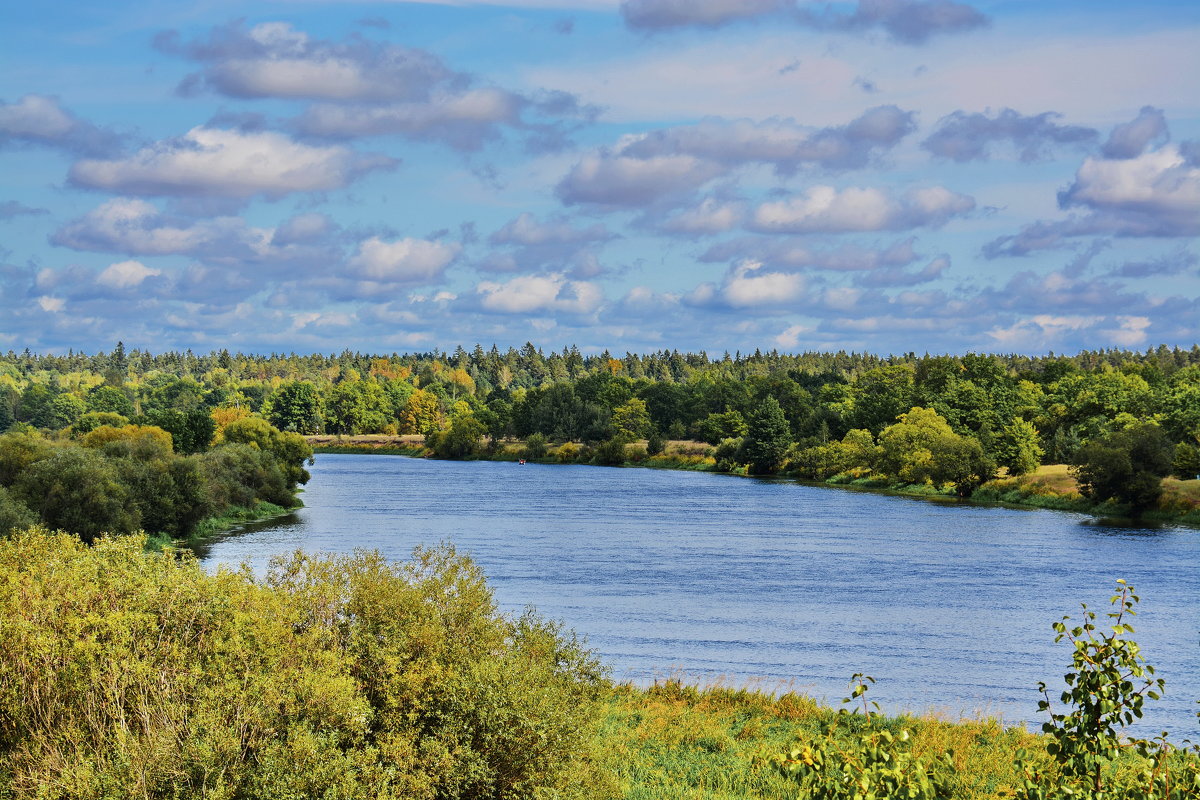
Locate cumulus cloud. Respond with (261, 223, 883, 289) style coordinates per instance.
(621, 0, 987, 43)
(922, 108, 1096, 162)
(855, 254, 949, 287)
(652, 196, 747, 235)
(69, 127, 395, 199)
(157, 21, 593, 152)
(557, 152, 725, 206)
(52, 198, 341, 268)
(1058, 144, 1200, 234)
(686, 261, 807, 310)
(621, 105, 915, 174)
(986, 111, 1200, 256)
(1101, 106, 1168, 159)
(347, 237, 460, 284)
(156, 21, 456, 102)
(751, 185, 975, 233)
(296, 89, 526, 150)
(96, 260, 163, 290)
(986, 314, 1159, 350)
(558, 106, 916, 209)
(0, 94, 122, 156)
(475, 272, 603, 315)
(1107, 249, 1197, 278)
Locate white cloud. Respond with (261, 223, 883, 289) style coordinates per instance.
(347, 237, 461, 284)
(37, 296, 65, 313)
(1060, 145, 1200, 233)
(475, 272, 603, 314)
(557, 152, 724, 206)
(1101, 315, 1152, 347)
(774, 323, 814, 348)
(70, 127, 395, 198)
(723, 262, 806, 307)
(97, 260, 162, 289)
(752, 185, 974, 233)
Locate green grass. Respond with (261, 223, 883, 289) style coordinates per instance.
(599, 681, 1040, 800)
(190, 500, 295, 538)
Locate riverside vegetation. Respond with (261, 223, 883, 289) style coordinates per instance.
(3, 344, 1200, 522)
(0, 529, 1197, 800)
(0, 416, 313, 546)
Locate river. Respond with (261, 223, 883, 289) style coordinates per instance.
(196, 453, 1200, 737)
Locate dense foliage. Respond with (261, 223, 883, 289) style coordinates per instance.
(0, 531, 611, 799)
(0, 417, 311, 542)
(2, 342, 1198, 503)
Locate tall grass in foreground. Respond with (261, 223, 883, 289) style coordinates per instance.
(600, 681, 1035, 800)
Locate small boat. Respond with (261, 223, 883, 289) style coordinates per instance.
(518, 458, 526, 465)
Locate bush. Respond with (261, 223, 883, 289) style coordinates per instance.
(591, 437, 628, 466)
(713, 437, 743, 472)
(646, 429, 666, 456)
(426, 414, 486, 459)
(0, 486, 35, 537)
(1071, 423, 1174, 513)
(13, 448, 137, 542)
(1173, 441, 1200, 480)
(0, 531, 611, 799)
(71, 411, 128, 435)
(521, 432, 549, 460)
(556, 441, 582, 463)
(197, 443, 293, 510)
(219, 416, 313, 489)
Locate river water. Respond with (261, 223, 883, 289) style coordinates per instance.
(196, 453, 1200, 737)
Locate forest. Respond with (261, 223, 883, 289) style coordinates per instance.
(2, 342, 1198, 532)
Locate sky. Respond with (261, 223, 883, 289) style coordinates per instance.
(1, 0, 1198, 357)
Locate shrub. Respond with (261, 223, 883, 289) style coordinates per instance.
(713, 437, 743, 472)
(522, 432, 549, 460)
(1071, 423, 1174, 513)
(0, 531, 611, 799)
(70, 411, 128, 435)
(13, 448, 137, 542)
(556, 441, 582, 462)
(591, 437, 627, 466)
(0, 486, 35, 537)
(646, 429, 666, 456)
(1016, 580, 1200, 799)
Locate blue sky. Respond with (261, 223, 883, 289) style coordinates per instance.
(1, 0, 1198, 356)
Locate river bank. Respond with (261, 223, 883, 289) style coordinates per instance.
(305, 434, 1200, 528)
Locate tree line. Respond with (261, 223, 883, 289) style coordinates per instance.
(2, 343, 1198, 511)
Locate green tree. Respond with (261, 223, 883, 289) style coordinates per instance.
(15, 448, 137, 542)
(1071, 423, 1174, 513)
(0, 485, 36, 536)
(145, 407, 216, 454)
(427, 414, 486, 459)
(325, 379, 389, 434)
(220, 417, 314, 490)
(743, 397, 792, 475)
(264, 381, 324, 434)
(86, 384, 134, 417)
(611, 397, 651, 442)
(877, 407, 994, 492)
(996, 418, 1044, 476)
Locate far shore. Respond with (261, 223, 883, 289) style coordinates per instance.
(304, 434, 1200, 529)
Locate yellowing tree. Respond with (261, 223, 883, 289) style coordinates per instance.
(399, 389, 445, 436)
